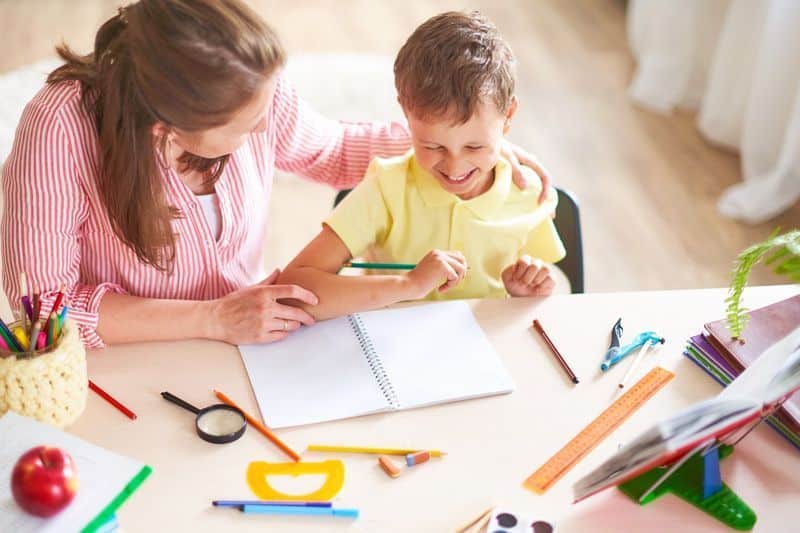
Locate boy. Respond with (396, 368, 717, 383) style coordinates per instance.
(278, 11, 565, 320)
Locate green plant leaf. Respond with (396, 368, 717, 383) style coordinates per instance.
(726, 229, 800, 338)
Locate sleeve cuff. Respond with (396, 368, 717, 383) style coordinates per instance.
(37, 282, 128, 349)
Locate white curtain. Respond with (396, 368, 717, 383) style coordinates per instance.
(627, 0, 800, 224)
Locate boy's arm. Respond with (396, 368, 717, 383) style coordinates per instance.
(278, 226, 466, 320)
(278, 226, 415, 320)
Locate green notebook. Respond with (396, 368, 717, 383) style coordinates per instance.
(0, 411, 151, 532)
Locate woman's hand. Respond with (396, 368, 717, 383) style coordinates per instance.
(406, 250, 468, 298)
(207, 268, 319, 344)
(501, 255, 555, 297)
(500, 140, 553, 205)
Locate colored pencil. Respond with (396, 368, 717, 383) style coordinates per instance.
(213, 389, 301, 462)
(532, 319, 579, 384)
(306, 444, 446, 457)
(213, 500, 332, 508)
(0, 334, 10, 352)
(28, 320, 42, 352)
(89, 379, 137, 420)
(241, 504, 358, 518)
(342, 262, 417, 270)
(32, 286, 41, 321)
(44, 311, 58, 346)
(11, 327, 30, 351)
(36, 331, 46, 350)
(19, 272, 33, 323)
(49, 284, 66, 317)
(56, 306, 69, 340)
(0, 318, 23, 352)
(455, 506, 495, 533)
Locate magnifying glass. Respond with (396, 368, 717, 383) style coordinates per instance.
(160, 391, 247, 444)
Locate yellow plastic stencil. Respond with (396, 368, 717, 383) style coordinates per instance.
(246, 460, 345, 501)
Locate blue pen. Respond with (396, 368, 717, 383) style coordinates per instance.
(242, 504, 359, 518)
(601, 331, 662, 371)
(213, 500, 332, 508)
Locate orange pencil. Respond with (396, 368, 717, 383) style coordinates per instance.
(213, 389, 301, 462)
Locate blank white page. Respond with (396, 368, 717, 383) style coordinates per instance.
(358, 301, 514, 410)
(0, 412, 146, 533)
(239, 316, 390, 428)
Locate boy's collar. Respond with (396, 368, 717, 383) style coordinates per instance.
(411, 156, 512, 220)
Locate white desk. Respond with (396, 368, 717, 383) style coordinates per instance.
(69, 286, 800, 532)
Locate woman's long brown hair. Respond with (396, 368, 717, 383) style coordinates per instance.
(48, 0, 285, 271)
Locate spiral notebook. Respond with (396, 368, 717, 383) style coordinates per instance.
(238, 301, 514, 428)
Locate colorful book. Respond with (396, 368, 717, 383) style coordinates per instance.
(0, 412, 151, 533)
(575, 326, 800, 502)
(682, 294, 800, 449)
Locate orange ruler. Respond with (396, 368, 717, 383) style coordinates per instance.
(523, 366, 675, 494)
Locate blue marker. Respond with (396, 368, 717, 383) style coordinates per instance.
(213, 500, 332, 508)
(242, 504, 359, 518)
(601, 330, 663, 371)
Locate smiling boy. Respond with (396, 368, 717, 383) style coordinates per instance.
(279, 11, 565, 320)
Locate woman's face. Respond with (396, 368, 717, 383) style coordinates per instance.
(170, 74, 278, 159)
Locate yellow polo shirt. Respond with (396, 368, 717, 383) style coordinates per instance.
(325, 151, 566, 299)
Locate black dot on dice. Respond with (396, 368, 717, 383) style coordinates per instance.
(496, 513, 518, 528)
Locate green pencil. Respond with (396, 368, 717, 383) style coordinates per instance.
(343, 262, 417, 270)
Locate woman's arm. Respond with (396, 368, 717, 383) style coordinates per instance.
(270, 75, 555, 197)
(271, 75, 411, 190)
(96, 269, 318, 345)
(278, 226, 466, 321)
(1, 98, 121, 348)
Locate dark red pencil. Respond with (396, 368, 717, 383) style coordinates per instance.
(532, 319, 579, 384)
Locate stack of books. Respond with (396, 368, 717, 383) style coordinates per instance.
(683, 294, 800, 450)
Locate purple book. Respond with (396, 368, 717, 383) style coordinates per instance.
(689, 334, 738, 378)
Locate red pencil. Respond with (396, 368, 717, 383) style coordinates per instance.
(49, 283, 66, 317)
(89, 379, 137, 420)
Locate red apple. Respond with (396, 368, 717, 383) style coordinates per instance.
(11, 446, 79, 517)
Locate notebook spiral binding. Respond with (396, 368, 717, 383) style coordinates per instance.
(347, 314, 400, 408)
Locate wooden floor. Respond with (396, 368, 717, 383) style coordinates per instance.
(2, 0, 798, 293)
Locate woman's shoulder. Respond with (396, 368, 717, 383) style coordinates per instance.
(23, 80, 92, 132)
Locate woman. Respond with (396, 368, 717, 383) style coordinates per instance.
(1, 0, 552, 348)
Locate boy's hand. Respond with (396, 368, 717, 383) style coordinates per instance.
(502, 255, 555, 297)
(407, 250, 467, 298)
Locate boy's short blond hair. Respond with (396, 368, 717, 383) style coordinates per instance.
(394, 11, 516, 124)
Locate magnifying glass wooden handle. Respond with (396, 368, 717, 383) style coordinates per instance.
(161, 391, 201, 414)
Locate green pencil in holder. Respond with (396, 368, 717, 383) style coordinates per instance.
(0, 317, 87, 428)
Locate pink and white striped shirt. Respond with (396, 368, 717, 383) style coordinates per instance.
(1, 76, 410, 348)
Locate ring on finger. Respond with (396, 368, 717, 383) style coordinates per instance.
(282, 319, 288, 331)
